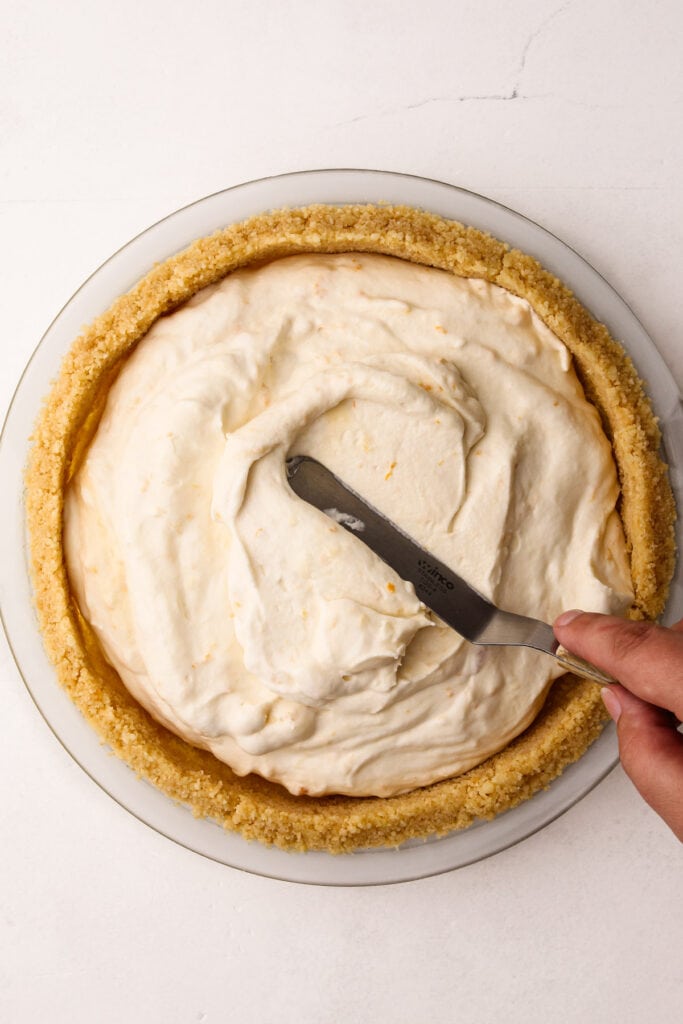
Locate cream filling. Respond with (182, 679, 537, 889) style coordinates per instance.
(64, 253, 633, 797)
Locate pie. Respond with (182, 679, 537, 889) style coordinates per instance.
(26, 204, 675, 851)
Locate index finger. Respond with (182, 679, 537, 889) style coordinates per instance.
(553, 611, 683, 720)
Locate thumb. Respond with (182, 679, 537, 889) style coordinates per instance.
(602, 684, 683, 842)
(553, 611, 683, 719)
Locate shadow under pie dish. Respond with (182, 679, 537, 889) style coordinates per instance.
(24, 199, 676, 854)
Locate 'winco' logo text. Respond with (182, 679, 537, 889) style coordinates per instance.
(418, 559, 454, 590)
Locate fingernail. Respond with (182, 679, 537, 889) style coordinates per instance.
(555, 609, 584, 627)
(601, 687, 622, 722)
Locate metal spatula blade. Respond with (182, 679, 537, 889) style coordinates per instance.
(286, 455, 615, 686)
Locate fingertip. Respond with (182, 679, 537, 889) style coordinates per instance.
(554, 608, 585, 628)
(601, 686, 622, 722)
(553, 609, 606, 644)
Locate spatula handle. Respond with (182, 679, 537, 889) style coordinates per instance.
(552, 645, 617, 686)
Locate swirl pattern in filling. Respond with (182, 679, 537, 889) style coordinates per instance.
(64, 253, 633, 796)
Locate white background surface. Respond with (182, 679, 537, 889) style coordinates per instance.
(1, 1, 682, 1021)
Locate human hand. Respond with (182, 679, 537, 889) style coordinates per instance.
(553, 610, 683, 842)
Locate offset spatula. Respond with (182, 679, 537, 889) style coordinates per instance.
(286, 455, 615, 686)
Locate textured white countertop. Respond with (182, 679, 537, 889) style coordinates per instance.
(1, 1, 682, 1021)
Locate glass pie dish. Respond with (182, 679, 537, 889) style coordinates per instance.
(2, 169, 682, 885)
